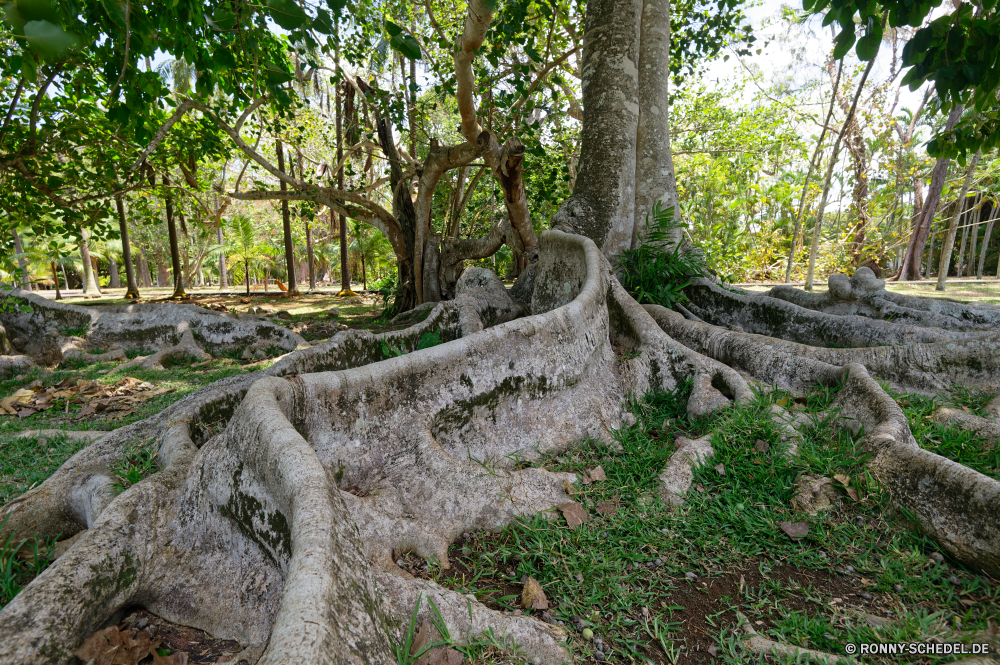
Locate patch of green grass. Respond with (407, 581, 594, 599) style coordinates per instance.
(946, 385, 996, 416)
(421, 383, 997, 664)
(0, 431, 95, 504)
(125, 347, 154, 360)
(110, 442, 159, 493)
(58, 325, 90, 337)
(0, 522, 57, 608)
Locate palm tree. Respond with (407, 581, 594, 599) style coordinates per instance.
(224, 215, 274, 295)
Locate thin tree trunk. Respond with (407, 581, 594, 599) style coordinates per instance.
(275, 140, 299, 296)
(898, 104, 965, 280)
(50, 261, 62, 300)
(806, 55, 877, 290)
(11, 229, 31, 290)
(162, 173, 187, 298)
(79, 228, 102, 295)
(957, 222, 969, 278)
(336, 65, 352, 296)
(937, 150, 981, 291)
(786, 61, 843, 283)
(115, 195, 140, 298)
(218, 226, 228, 290)
(966, 195, 981, 278)
(138, 251, 152, 288)
(977, 202, 996, 279)
(108, 257, 121, 289)
(62, 263, 71, 291)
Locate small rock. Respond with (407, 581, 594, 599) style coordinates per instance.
(241, 348, 253, 360)
(893, 583, 903, 593)
(575, 573, 583, 582)
(843, 565, 856, 574)
(594, 651, 605, 661)
(135, 616, 149, 630)
(462, 532, 470, 540)
(817, 550, 827, 558)
(396, 559, 405, 567)
(513, 609, 523, 616)
(859, 591, 872, 600)
(949, 575, 961, 587)
(929, 552, 944, 564)
(685, 572, 698, 581)
(654, 558, 662, 566)
(540, 611, 553, 624)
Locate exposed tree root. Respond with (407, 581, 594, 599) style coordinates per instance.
(657, 434, 713, 506)
(736, 612, 852, 664)
(931, 408, 1000, 445)
(2, 232, 999, 663)
(646, 304, 1000, 576)
(765, 267, 1000, 331)
(0, 231, 749, 664)
(116, 329, 212, 370)
(0, 290, 308, 365)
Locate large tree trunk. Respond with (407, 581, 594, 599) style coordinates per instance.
(632, 0, 681, 249)
(551, 0, 642, 258)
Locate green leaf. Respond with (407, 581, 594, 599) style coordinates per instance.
(23, 20, 80, 61)
(313, 9, 334, 34)
(210, 7, 237, 31)
(267, 0, 308, 30)
(832, 25, 856, 60)
(384, 19, 403, 37)
(855, 21, 882, 60)
(15, 0, 57, 22)
(389, 33, 421, 60)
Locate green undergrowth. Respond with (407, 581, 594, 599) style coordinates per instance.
(422, 382, 997, 664)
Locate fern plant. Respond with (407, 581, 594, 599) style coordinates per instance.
(617, 202, 705, 309)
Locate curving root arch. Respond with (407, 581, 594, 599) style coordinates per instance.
(1, 231, 999, 664)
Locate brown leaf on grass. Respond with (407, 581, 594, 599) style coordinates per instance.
(558, 502, 589, 528)
(588, 466, 607, 482)
(833, 473, 850, 486)
(754, 439, 770, 454)
(521, 576, 549, 610)
(75, 624, 161, 665)
(780, 521, 809, 541)
(416, 647, 465, 665)
(596, 500, 618, 516)
(1, 377, 171, 420)
(714, 463, 726, 476)
(562, 478, 575, 495)
(845, 487, 859, 501)
(409, 622, 430, 656)
(695, 483, 705, 493)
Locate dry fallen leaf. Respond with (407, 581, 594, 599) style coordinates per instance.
(558, 502, 589, 529)
(521, 576, 549, 610)
(562, 478, 575, 495)
(75, 624, 161, 665)
(754, 439, 770, 454)
(845, 487, 859, 501)
(588, 466, 607, 482)
(410, 622, 430, 657)
(714, 463, 726, 476)
(416, 647, 464, 665)
(780, 521, 809, 541)
(596, 500, 618, 516)
(834, 473, 850, 486)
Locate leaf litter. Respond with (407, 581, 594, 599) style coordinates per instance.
(0, 377, 171, 419)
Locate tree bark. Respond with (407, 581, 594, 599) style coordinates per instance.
(108, 257, 121, 289)
(632, 0, 681, 250)
(977, 203, 996, 279)
(805, 56, 876, 290)
(138, 251, 152, 288)
(786, 62, 842, 283)
(50, 261, 62, 299)
(937, 150, 981, 291)
(163, 174, 187, 299)
(898, 104, 965, 280)
(336, 68, 353, 297)
(115, 195, 140, 298)
(551, 0, 642, 259)
(218, 226, 228, 290)
(11, 229, 30, 290)
(79, 228, 102, 296)
(275, 140, 300, 296)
